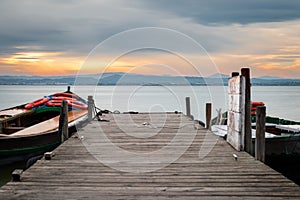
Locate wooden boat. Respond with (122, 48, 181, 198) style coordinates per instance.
(211, 102, 300, 156)
(0, 88, 88, 165)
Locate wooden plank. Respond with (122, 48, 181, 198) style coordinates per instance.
(1, 113, 299, 200)
(228, 94, 242, 112)
(228, 76, 243, 95)
(227, 75, 245, 151)
(11, 110, 87, 136)
(0, 109, 30, 117)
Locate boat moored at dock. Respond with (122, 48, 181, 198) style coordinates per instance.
(211, 102, 300, 156)
(0, 88, 88, 165)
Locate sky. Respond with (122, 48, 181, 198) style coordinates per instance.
(1, 0, 300, 78)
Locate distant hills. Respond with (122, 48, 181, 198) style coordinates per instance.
(255, 75, 282, 80)
(0, 73, 300, 86)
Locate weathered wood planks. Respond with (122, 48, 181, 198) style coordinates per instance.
(0, 113, 299, 199)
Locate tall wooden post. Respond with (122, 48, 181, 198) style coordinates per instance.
(88, 95, 94, 121)
(206, 103, 212, 130)
(241, 68, 252, 154)
(185, 97, 191, 117)
(255, 106, 266, 162)
(59, 100, 69, 142)
(231, 72, 239, 77)
(227, 75, 246, 151)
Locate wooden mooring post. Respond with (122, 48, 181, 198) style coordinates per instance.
(241, 68, 252, 154)
(185, 97, 191, 117)
(227, 73, 245, 151)
(88, 95, 94, 122)
(206, 103, 212, 130)
(44, 152, 55, 160)
(255, 106, 266, 162)
(11, 169, 23, 182)
(231, 72, 239, 77)
(59, 100, 69, 142)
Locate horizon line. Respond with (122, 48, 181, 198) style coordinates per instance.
(0, 72, 299, 79)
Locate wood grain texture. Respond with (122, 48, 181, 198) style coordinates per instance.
(227, 75, 245, 151)
(241, 68, 252, 154)
(11, 110, 87, 136)
(1, 113, 299, 200)
(255, 106, 266, 162)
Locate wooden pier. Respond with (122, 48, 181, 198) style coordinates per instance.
(1, 113, 300, 199)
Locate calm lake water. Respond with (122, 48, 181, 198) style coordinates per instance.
(0, 85, 300, 186)
(0, 85, 299, 121)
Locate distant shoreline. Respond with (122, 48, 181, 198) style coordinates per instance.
(1, 72, 300, 86)
(1, 84, 300, 86)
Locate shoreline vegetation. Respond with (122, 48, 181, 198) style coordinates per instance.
(1, 73, 300, 86)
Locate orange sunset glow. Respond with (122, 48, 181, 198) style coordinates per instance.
(1, 50, 300, 78)
(0, 52, 82, 76)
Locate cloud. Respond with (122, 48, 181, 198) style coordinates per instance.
(211, 52, 300, 78)
(136, 0, 300, 25)
(0, 51, 82, 75)
(1, 0, 299, 54)
(0, 0, 300, 77)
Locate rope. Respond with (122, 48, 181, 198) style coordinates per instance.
(92, 102, 110, 122)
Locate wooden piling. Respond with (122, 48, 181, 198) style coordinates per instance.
(241, 68, 252, 154)
(227, 75, 246, 151)
(59, 100, 69, 142)
(44, 152, 55, 160)
(12, 169, 23, 182)
(88, 96, 94, 121)
(255, 106, 266, 162)
(231, 72, 239, 77)
(206, 103, 212, 130)
(185, 97, 191, 117)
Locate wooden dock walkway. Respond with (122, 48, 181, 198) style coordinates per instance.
(1, 113, 300, 199)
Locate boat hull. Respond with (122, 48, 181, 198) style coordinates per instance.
(252, 135, 300, 156)
(0, 114, 88, 165)
(212, 125, 300, 156)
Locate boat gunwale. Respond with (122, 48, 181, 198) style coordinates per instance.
(1, 110, 88, 138)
